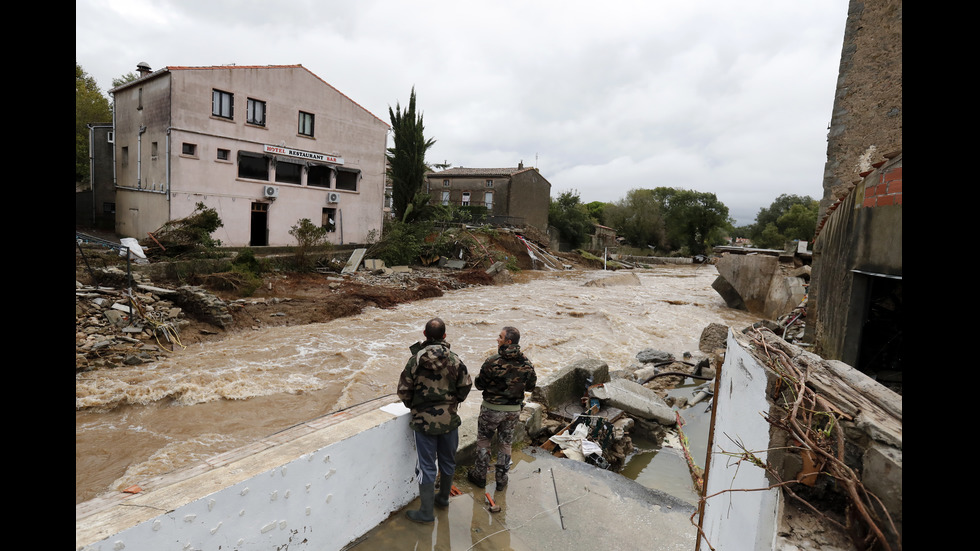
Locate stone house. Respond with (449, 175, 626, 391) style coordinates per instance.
(424, 163, 551, 231)
(105, 63, 389, 247)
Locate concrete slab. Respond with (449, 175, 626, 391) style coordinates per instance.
(350, 446, 698, 551)
(342, 248, 368, 274)
(589, 379, 677, 426)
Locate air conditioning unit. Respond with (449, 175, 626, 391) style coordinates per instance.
(327, 192, 340, 204)
(263, 186, 279, 199)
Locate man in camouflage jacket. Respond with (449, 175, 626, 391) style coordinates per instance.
(397, 317, 472, 523)
(468, 326, 537, 491)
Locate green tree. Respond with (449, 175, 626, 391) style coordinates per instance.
(386, 87, 436, 223)
(603, 189, 666, 249)
(652, 187, 732, 255)
(584, 201, 609, 225)
(748, 194, 818, 248)
(76, 63, 112, 183)
(113, 72, 138, 88)
(548, 190, 595, 249)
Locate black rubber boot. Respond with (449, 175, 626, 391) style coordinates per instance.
(495, 466, 509, 491)
(467, 468, 486, 488)
(495, 454, 511, 491)
(435, 473, 453, 508)
(406, 483, 435, 524)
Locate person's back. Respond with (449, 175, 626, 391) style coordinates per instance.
(475, 342, 536, 407)
(400, 339, 467, 435)
(396, 317, 471, 524)
(470, 326, 536, 490)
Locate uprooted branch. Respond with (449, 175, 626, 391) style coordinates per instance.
(749, 328, 901, 551)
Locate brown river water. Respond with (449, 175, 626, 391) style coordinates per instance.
(75, 265, 760, 505)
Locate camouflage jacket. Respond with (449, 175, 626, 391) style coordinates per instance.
(397, 339, 472, 435)
(475, 343, 536, 410)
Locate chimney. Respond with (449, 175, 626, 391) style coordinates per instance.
(136, 62, 152, 78)
(518, 160, 524, 169)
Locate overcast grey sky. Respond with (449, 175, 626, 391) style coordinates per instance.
(76, 0, 848, 226)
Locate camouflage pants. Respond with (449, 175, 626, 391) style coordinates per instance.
(473, 407, 519, 485)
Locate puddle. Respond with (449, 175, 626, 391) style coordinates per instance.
(617, 377, 713, 506)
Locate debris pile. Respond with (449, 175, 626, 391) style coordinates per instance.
(76, 270, 191, 371)
(530, 324, 730, 490)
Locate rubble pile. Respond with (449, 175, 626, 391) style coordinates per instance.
(532, 323, 730, 486)
(75, 267, 236, 372)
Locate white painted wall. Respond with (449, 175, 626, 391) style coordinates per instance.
(699, 330, 781, 551)
(77, 402, 418, 551)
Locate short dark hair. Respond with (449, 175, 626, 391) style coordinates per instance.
(502, 326, 520, 344)
(424, 318, 446, 340)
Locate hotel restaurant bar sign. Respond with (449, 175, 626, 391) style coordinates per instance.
(263, 144, 343, 165)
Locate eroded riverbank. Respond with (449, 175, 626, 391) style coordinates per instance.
(76, 266, 761, 504)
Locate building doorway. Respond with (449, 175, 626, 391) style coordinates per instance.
(250, 202, 269, 246)
(856, 275, 902, 380)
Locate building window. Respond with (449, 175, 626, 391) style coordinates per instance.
(336, 169, 358, 191)
(322, 208, 337, 233)
(121, 146, 129, 167)
(486, 179, 494, 187)
(461, 192, 470, 206)
(181, 142, 198, 157)
(212, 89, 234, 119)
(442, 191, 450, 205)
(485, 191, 493, 210)
(103, 202, 116, 214)
(443, 179, 450, 187)
(308, 164, 332, 188)
(137, 88, 143, 110)
(298, 111, 315, 136)
(238, 151, 269, 181)
(217, 148, 230, 161)
(247, 98, 266, 126)
(275, 160, 303, 185)
(151, 142, 159, 160)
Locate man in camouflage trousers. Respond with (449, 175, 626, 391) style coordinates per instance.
(468, 326, 537, 491)
(397, 317, 472, 524)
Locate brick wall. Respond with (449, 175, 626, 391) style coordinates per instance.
(863, 165, 902, 208)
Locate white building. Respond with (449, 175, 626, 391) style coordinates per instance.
(109, 63, 390, 246)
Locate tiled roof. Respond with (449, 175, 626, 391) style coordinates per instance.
(428, 167, 536, 178)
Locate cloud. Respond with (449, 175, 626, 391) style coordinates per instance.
(76, 0, 847, 226)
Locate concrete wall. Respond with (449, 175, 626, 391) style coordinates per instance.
(810, 154, 902, 365)
(699, 330, 781, 551)
(76, 398, 418, 551)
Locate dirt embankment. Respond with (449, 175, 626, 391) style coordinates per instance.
(76, 227, 592, 365)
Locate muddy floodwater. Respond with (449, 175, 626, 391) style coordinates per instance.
(76, 265, 760, 504)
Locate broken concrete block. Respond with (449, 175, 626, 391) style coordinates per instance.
(764, 276, 807, 320)
(486, 261, 506, 275)
(341, 248, 367, 274)
(589, 379, 677, 426)
(711, 275, 746, 311)
(363, 259, 385, 271)
(532, 358, 609, 410)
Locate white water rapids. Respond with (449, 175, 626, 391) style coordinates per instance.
(75, 265, 760, 504)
